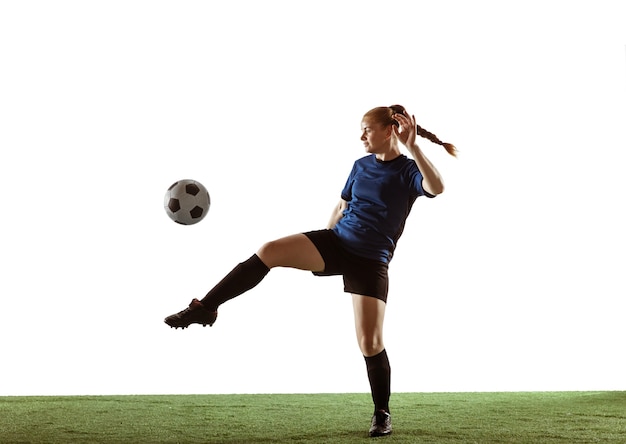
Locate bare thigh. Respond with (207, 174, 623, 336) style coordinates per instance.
(352, 294, 386, 357)
(257, 233, 325, 271)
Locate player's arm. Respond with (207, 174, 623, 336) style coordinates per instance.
(327, 199, 348, 229)
(393, 112, 445, 196)
(406, 143, 445, 196)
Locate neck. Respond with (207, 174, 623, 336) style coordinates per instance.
(375, 146, 401, 162)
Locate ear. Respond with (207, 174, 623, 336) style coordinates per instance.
(385, 124, 395, 139)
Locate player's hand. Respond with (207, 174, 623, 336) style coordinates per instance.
(392, 111, 417, 148)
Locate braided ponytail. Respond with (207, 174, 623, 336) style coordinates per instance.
(388, 104, 458, 157)
(416, 125, 458, 157)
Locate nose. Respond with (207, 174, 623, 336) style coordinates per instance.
(360, 131, 367, 141)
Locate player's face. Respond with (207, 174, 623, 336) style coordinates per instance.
(361, 118, 392, 154)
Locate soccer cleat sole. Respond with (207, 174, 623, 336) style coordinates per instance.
(168, 322, 214, 329)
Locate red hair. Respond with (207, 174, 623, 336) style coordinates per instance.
(364, 105, 458, 157)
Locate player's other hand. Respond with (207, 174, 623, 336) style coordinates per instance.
(392, 111, 417, 148)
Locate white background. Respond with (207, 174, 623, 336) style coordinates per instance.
(1, 1, 625, 396)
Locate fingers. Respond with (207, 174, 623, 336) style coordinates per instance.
(392, 111, 417, 146)
(393, 112, 414, 130)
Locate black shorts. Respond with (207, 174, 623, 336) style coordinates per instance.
(303, 229, 389, 303)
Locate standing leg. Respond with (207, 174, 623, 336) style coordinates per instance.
(352, 294, 392, 437)
(164, 233, 324, 328)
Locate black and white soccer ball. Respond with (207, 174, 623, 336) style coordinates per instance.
(164, 179, 211, 225)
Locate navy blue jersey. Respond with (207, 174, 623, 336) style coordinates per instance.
(332, 154, 434, 263)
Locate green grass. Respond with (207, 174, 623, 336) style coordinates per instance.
(1, 392, 624, 443)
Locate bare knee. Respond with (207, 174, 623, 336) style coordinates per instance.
(357, 334, 385, 357)
(256, 240, 279, 268)
(256, 234, 324, 271)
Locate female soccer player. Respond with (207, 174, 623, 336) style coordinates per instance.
(165, 104, 456, 437)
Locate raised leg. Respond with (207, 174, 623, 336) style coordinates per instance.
(256, 233, 325, 271)
(165, 233, 325, 329)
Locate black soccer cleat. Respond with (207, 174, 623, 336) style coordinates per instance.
(369, 410, 392, 437)
(164, 298, 218, 329)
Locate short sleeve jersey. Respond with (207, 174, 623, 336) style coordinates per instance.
(332, 154, 434, 263)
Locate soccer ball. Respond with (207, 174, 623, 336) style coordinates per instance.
(164, 179, 211, 225)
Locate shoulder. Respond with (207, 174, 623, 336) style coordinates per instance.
(387, 155, 420, 174)
(398, 154, 417, 168)
(349, 154, 375, 173)
(354, 154, 374, 165)
(398, 155, 420, 173)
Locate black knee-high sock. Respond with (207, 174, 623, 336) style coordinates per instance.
(364, 349, 391, 413)
(200, 254, 270, 311)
